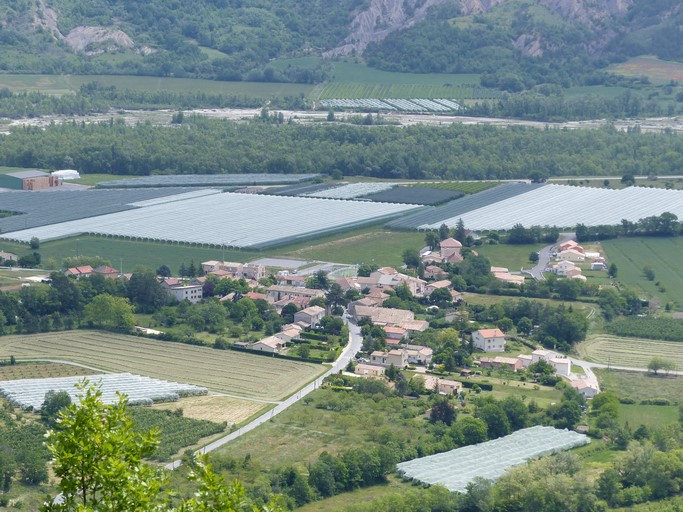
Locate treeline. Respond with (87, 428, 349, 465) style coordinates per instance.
(465, 89, 683, 122)
(3, 117, 683, 179)
(576, 212, 681, 242)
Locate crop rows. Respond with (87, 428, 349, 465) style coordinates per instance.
(581, 335, 683, 369)
(0, 331, 324, 400)
(315, 82, 501, 100)
(363, 186, 463, 205)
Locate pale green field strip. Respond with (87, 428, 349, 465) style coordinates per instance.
(0, 331, 323, 401)
(579, 334, 683, 369)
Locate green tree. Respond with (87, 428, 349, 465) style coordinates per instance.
(44, 381, 284, 512)
(306, 270, 330, 290)
(643, 265, 655, 281)
(402, 248, 421, 268)
(648, 356, 675, 375)
(453, 416, 488, 446)
(477, 402, 511, 439)
(41, 389, 72, 427)
(424, 231, 440, 251)
(83, 294, 136, 329)
(439, 223, 450, 241)
(454, 218, 466, 243)
(44, 381, 164, 511)
(430, 396, 456, 426)
(30, 237, 40, 250)
(608, 263, 618, 278)
(128, 269, 167, 313)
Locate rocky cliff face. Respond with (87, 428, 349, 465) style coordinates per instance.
(327, 0, 634, 57)
(324, 0, 452, 57)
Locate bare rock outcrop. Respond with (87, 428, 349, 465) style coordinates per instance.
(324, 0, 452, 57)
(64, 26, 135, 54)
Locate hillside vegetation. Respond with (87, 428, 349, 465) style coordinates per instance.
(0, 0, 681, 93)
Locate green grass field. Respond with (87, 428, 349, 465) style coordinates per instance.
(0, 331, 323, 401)
(578, 334, 683, 369)
(281, 228, 425, 267)
(601, 237, 683, 308)
(0, 74, 314, 98)
(0, 236, 252, 274)
(619, 403, 678, 428)
(475, 243, 544, 271)
(595, 368, 683, 404)
(608, 56, 683, 83)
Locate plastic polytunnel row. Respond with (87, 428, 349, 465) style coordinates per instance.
(396, 425, 590, 493)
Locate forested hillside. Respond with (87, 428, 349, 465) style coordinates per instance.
(365, 0, 683, 90)
(0, 0, 681, 90)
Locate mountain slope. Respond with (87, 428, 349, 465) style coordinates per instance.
(0, 0, 681, 88)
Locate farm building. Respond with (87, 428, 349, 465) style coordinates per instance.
(0, 170, 61, 190)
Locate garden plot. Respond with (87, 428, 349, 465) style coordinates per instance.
(397, 426, 589, 492)
(0, 373, 208, 411)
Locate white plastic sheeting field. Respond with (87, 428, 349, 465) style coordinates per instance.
(0, 373, 208, 410)
(396, 426, 590, 492)
(0, 192, 419, 249)
(419, 184, 683, 230)
(302, 182, 396, 199)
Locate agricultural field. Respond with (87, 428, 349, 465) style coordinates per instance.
(608, 56, 683, 83)
(411, 181, 502, 194)
(363, 186, 463, 205)
(475, 242, 544, 271)
(152, 395, 266, 426)
(282, 228, 425, 267)
(0, 331, 324, 401)
(619, 404, 678, 429)
(461, 293, 596, 314)
(128, 407, 225, 461)
(0, 362, 99, 380)
(577, 334, 683, 369)
(0, 74, 314, 98)
(602, 237, 683, 308)
(595, 369, 683, 404)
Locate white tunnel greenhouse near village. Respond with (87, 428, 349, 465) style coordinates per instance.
(396, 426, 590, 492)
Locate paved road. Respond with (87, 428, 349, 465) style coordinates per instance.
(527, 243, 554, 280)
(164, 317, 363, 470)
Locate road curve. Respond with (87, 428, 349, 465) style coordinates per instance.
(164, 317, 363, 470)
